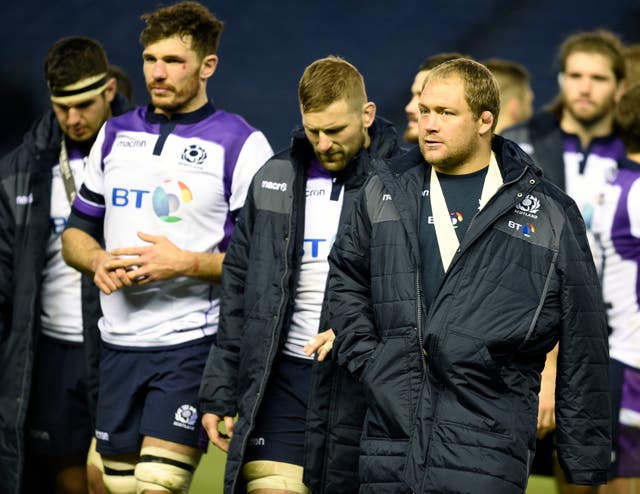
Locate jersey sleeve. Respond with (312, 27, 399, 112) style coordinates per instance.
(228, 130, 273, 213)
(66, 123, 107, 239)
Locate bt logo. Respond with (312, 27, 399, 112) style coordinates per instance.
(112, 188, 150, 208)
(303, 235, 336, 258)
(508, 220, 536, 238)
(427, 211, 464, 228)
(111, 179, 193, 223)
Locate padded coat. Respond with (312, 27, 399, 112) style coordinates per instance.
(199, 118, 399, 493)
(327, 136, 611, 493)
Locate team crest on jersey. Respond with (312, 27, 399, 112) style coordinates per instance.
(181, 144, 208, 168)
(173, 404, 198, 430)
(515, 194, 540, 219)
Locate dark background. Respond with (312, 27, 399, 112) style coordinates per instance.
(2, 0, 639, 155)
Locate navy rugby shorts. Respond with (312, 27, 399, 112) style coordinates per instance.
(609, 358, 640, 478)
(95, 337, 213, 456)
(244, 354, 313, 466)
(26, 334, 93, 458)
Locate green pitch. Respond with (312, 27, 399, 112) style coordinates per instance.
(189, 449, 558, 493)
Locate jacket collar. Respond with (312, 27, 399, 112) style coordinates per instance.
(289, 116, 399, 188)
(384, 135, 541, 182)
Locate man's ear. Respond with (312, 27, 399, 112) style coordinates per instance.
(201, 54, 219, 80)
(478, 110, 494, 136)
(104, 77, 117, 103)
(362, 101, 376, 129)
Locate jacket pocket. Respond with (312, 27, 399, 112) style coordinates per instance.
(435, 329, 512, 437)
(427, 420, 528, 491)
(361, 329, 414, 439)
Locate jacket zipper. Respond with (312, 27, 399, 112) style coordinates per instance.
(415, 271, 427, 373)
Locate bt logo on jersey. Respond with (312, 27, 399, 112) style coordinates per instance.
(152, 179, 193, 223)
(112, 188, 150, 208)
(111, 179, 193, 223)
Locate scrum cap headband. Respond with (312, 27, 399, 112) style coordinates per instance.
(50, 72, 109, 104)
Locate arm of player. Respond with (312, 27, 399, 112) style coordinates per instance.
(537, 343, 558, 438)
(108, 231, 224, 284)
(555, 202, 610, 485)
(201, 413, 235, 453)
(61, 227, 133, 295)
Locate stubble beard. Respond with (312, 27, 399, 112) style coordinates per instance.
(421, 141, 477, 174)
(150, 74, 200, 114)
(565, 97, 614, 130)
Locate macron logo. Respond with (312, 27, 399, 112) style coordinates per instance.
(16, 194, 33, 205)
(382, 193, 392, 201)
(261, 180, 287, 192)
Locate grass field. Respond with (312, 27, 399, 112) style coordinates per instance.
(189, 449, 559, 493)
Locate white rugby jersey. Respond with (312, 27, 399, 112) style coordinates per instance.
(41, 145, 86, 343)
(562, 134, 624, 230)
(72, 103, 273, 348)
(591, 162, 640, 369)
(283, 160, 343, 359)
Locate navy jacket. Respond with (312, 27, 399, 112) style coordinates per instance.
(501, 111, 566, 189)
(327, 136, 611, 493)
(0, 95, 126, 493)
(199, 118, 399, 493)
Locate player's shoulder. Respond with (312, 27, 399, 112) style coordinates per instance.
(206, 109, 262, 140)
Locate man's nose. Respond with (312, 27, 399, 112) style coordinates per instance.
(317, 132, 332, 152)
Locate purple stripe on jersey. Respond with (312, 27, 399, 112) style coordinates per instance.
(563, 133, 625, 159)
(219, 213, 234, 252)
(101, 107, 156, 170)
(591, 137, 626, 160)
(67, 146, 85, 161)
(308, 158, 331, 179)
(73, 195, 105, 218)
(611, 169, 640, 307)
(563, 135, 581, 153)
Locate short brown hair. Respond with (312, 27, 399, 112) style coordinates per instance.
(615, 84, 640, 153)
(482, 58, 530, 101)
(419, 52, 470, 72)
(424, 58, 501, 132)
(558, 29, 625, 81)
(140, 1, 224, 60)
(298, 56, 367, 113)
(44, 36, 109, 90)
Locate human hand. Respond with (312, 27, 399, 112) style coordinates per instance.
(537, 367, 556, 438)
(92, 250, 134, 295)
(304, 329, 335, 362)
(108, 231, 192, 285)
(202, 413, 235, 453)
